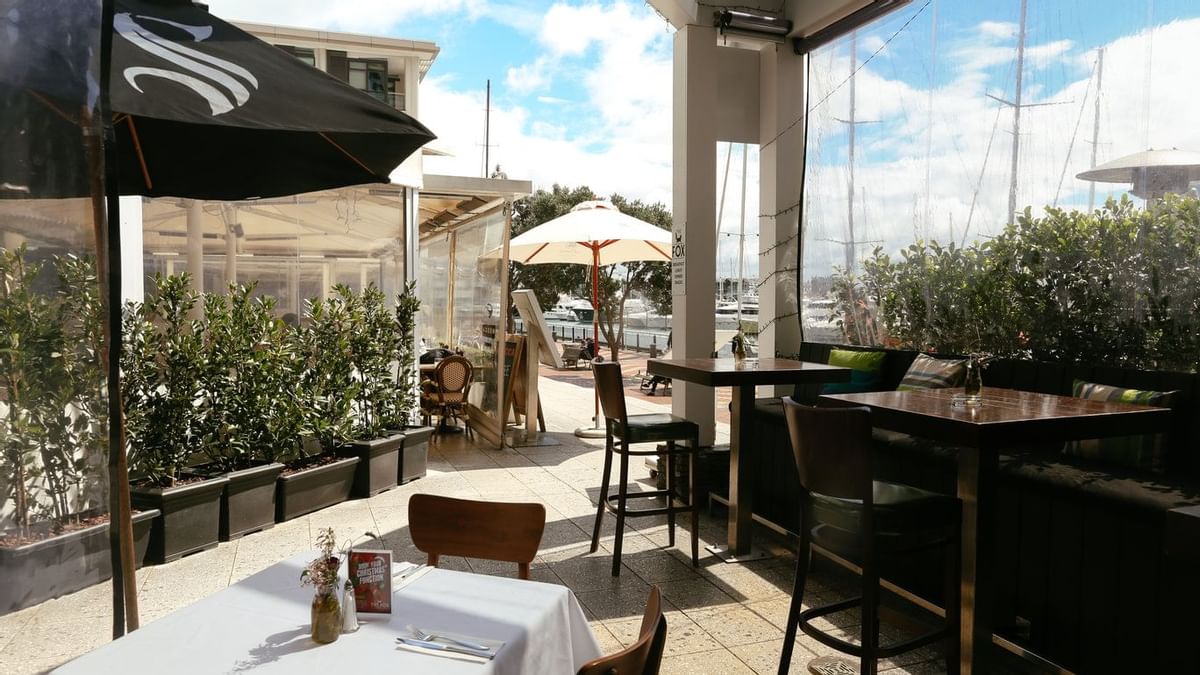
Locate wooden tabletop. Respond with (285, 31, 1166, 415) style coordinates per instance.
(820, 386, 1172, 449)
(647, 357, 850, 388)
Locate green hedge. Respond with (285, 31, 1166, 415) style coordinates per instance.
(831, 195, 1200, 372)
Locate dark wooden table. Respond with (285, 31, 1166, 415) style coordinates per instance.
(647, 357, 850, 561)
(819, 386, 1172, 675)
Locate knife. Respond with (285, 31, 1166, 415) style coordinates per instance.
(395, 636, 495, 659)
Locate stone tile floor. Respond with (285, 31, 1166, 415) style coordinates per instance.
(0, 376, 951, 674)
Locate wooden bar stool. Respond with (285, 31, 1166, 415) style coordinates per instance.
(590, 362, 701, 577)
(779, 398, 961, 675)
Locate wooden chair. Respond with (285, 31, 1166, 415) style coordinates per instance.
(421, 355, 473, 438)
(577, 586, 666, 675)
(408, 494, 546, 579)
(590, 362, 700, 577)
(778, 399, 961, 675)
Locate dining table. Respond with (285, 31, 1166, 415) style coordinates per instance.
(646, 357, 850, 562)
(52, 553, 602, 674)
(819, 386, 1172, 675)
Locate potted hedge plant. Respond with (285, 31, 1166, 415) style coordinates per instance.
(389, 281, 432, 484)
(275, 288, 360, 521)
(0, 250, 155, 614)
(123, 273, 228, 564)
(194, 284, 286, 541)
(336, 284, 404, 497)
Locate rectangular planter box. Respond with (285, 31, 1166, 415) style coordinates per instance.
(397, 425, 432, 484)
(221, 462, 284, 541)
(132, 476, 229, 564)
(0, 509, 157, 615)
(275, 456, 360, 522)
(337, 433, 403, 498)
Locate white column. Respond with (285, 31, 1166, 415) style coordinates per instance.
(671, 25, 719, 446)
(186, 199, 204, 316)
(403, 56, 420, 115)
(758, 45, 805, 374)
(119, 196, 144, 302)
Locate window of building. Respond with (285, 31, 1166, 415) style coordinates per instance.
(348, 59, 388, 102)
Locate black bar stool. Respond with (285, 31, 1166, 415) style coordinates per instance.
(779, 398, 961, 675)
(590, 361, 701, 577)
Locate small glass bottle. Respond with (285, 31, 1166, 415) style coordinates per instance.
(963, 357, 983, 402)
(733, 332, 747, 361)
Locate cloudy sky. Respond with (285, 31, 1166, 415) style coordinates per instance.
(204, 0, 1200, 281)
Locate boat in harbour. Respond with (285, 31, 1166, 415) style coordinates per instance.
(624, 298, 671, 329)
(543, 295, 593, 322)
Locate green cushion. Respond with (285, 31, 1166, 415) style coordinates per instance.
(897, 354, 968, 391)
(821, 349, 884, 394)
(1062, 379, 1176, 472)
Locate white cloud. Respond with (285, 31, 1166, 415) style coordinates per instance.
(423, 1, 675, 207)
(978, 21, 1017, 40)
(506, 57, 552, 94)
(205, 0, 479, 33)
(802, 16, 1200, 279)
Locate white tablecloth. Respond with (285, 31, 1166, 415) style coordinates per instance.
(54, 554, 601, 674)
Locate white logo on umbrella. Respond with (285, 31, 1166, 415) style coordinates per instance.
(115, 12, 258, 116)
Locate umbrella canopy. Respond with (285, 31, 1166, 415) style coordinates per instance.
(500, 200, 672, 265)
(1076, 148, 1200, 200)
(492, 200, 670, 434)
(2, 0, 435, 200)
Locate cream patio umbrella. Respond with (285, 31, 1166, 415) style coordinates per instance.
(1076, 148, 1200, 202)
(489, 199, 671, 436)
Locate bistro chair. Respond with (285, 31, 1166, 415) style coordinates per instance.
(408, 494, 546, 580)
(421, 355, 473, 439)
(590, 362, 701, 577)
(576, 585, 667, 675)
(778, 399, 961, 675)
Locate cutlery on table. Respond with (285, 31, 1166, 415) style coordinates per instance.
(407, 625, 491, 652)
(395, 636, 494, 658)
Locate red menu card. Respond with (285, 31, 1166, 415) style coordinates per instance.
(347, 549, 392, 614)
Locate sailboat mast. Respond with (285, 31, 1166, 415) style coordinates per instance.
(736, 144, 747, 324)
(1006, 0, 1028, 225)
(846, 31, 858, 274)
(483, 79, 491, 177)
(1087, 47, 1105, 211)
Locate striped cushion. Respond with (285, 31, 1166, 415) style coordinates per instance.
(1062, 380, 1175, 472)
(897, 354, 967, 391)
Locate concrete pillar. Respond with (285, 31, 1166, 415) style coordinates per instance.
(186, 199, 204, 315)
(758, 45, 805, 375)
(403, 56, 419, 115)
(119, 196, 144, 302)
(671, 25, 719, 446)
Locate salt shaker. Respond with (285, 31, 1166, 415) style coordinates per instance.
(341, 579, 359, 633)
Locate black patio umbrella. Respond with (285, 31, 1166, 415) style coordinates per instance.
(3, 0, 435, 200)
(0, 0, 435, 638)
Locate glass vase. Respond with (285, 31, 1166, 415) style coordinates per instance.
(963, 359, 983, 402)
(311, 586, 341, 644)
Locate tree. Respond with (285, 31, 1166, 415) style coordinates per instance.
(594, 194, 671, 361)
(508, 185, 672, 361)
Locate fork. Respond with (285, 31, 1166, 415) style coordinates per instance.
(406, 625, 491, 652)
